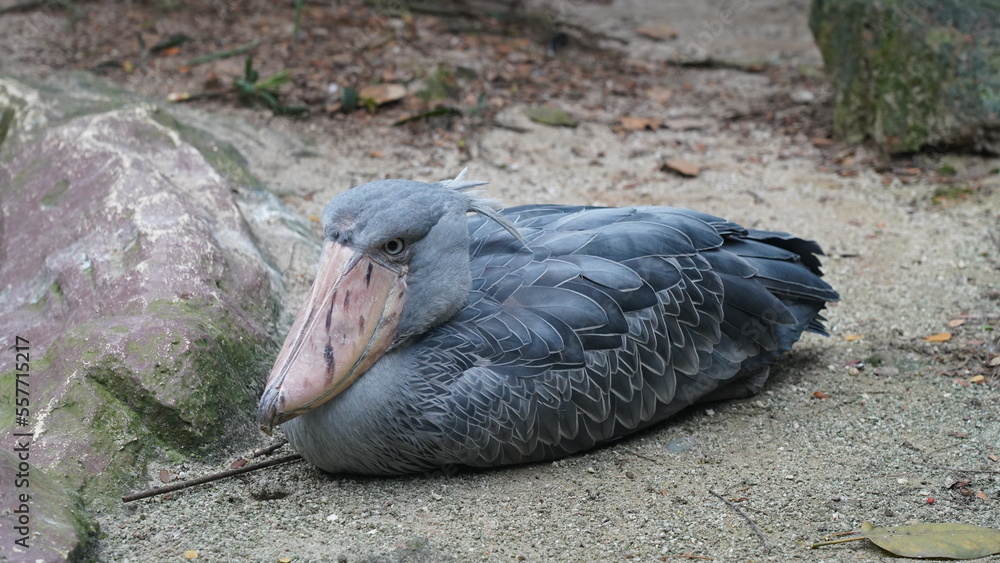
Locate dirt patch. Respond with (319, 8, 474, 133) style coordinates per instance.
(2, 0, 998, 561)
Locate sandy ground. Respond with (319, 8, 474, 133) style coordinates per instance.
(3, 0, 999, 561)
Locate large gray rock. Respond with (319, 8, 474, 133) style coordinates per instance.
(0, 73, 319, 561)
(0, 450, 96, 562)
(810, 0, 1000, 154)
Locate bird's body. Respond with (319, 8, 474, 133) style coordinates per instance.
(260, 174, 838, 475)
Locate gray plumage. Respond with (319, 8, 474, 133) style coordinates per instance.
(279, 174, 839, 475)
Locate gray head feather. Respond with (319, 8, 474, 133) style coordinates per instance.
(438, 169, 525, 244)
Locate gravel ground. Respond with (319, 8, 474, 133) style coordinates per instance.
(3, 0, 998, 561)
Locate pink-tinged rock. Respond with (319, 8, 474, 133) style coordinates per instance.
(0, 449, 96, 563)
(0, 74, 317, 560)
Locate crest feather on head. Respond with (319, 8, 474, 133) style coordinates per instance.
(437, 169, 525, 244)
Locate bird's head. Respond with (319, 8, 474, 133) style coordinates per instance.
(257, 170, 520, 432)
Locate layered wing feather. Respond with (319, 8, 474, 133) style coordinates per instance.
(410, 205, 838, 467)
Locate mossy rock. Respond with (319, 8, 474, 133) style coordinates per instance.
(0, 450, 97, 562)
(810, 0, 1000, 154)
(0, 73, 319, 559)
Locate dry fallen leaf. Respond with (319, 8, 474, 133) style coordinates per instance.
(969, 375, 986, 384)
(948, 318, 966, 328)
(860, 521, 1000, 560)
(661, 158, 700, 177)
(813, 391, 830, 399)
(924, 332, 952, 342)
(620, 116, 663, 131)
(636, 23, 678, 40)
(811, 137, 835, 147)
(976, 491, 989, 500)
(183, 550, 199, 560)
(647, 86, 674, 105)
(844, 334, 862, 341)
(159, 469, 172, 484)
(358, 83, 406, 106)
(230, 458, 248, 469)
(988, 454, 998, 462)
(988, 356, 1000, 367)
(873, 366, 899, 376)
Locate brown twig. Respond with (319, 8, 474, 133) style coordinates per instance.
(0, 0, 46, 15)
(250, 439, 289, 458)
(810, 534, 865, 548)
(122, 453, 302, 503)
(708, 489, 772, 555)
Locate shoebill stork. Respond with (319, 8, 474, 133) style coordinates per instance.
(258, 171, 839, 475)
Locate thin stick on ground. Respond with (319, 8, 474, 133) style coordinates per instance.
(250, 439, 289, 458)
(122, 453, 302, 503)
(708, 489, 772, 555)
(810, 534, 865, 548)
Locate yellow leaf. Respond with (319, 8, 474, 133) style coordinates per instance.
(844, 334, 862, 341)
(924, 332, 952, 342)
(184, 551, 199, 559)
(970, 375, 986, 384)
(860, 521, 1000, 559)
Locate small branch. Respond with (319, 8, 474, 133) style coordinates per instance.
(708, 489, 772, 555)
(0, 0, 46, 15)
(810, 535, 865, 548)
(122, 453, 302, 503)
(185, 39, 260, 67)
(250, 439, 289, 458)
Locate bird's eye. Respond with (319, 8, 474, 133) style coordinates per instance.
(383, 238, 405, 255)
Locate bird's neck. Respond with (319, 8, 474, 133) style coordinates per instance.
(286, 346, 443, 474)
